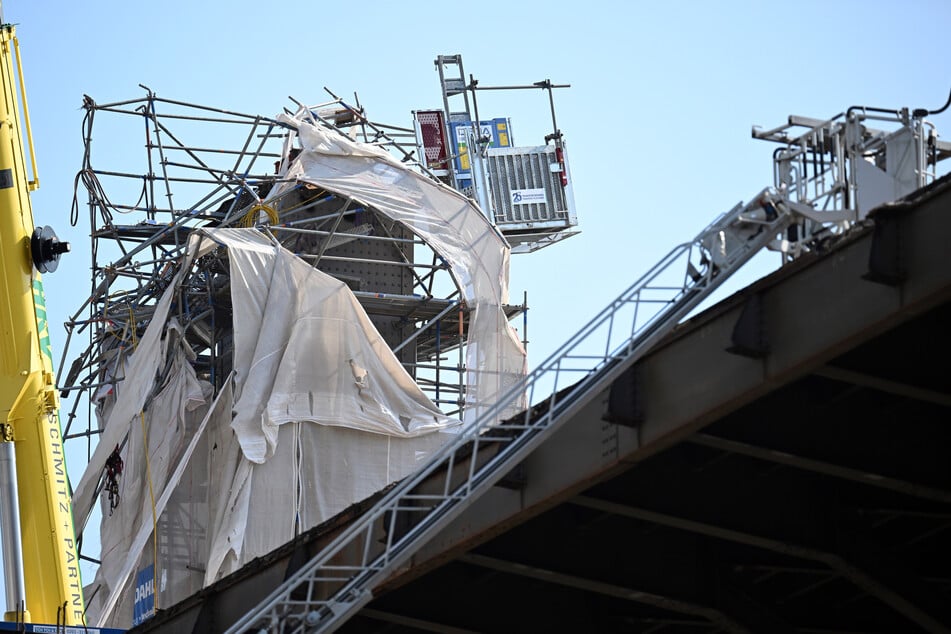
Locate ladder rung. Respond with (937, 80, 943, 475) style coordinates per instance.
(443, 80, 466, 96)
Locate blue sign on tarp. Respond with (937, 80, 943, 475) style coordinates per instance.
(133, 564, 156, 625)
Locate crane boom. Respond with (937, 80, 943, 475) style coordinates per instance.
(0, 20, 85, 626)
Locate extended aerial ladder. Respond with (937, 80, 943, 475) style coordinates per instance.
(224, 185, 813, 633)
(225, 96, 951, 633)
(0, 16, 84, 627)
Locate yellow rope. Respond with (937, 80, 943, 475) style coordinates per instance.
(240, 202, 279, 227)
(129, 308, 159, 610)
(138, 411, 159, 610)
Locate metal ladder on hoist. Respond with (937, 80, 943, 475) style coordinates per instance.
(435, 54, 471, 122)
(225, 188, 802, 634)
(433, 54, 473, 191)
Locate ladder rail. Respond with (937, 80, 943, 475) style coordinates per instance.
(434, 55, 469, 191)
(225, 189, 798, 634)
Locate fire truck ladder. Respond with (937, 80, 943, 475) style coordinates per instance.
(226, 187, 802, 634)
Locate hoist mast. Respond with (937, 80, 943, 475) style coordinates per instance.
(0, 17, 84, 626)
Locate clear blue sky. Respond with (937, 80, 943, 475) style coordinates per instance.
(3, 0, 951, 619)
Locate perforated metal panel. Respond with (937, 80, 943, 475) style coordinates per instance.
(486, 145, 571, 225)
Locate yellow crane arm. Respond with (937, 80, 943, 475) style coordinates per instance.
(0, 21, 85, 626)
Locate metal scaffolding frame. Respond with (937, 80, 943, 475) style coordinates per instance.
(55, 88, 526, 580)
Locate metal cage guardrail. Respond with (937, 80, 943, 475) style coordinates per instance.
(485, 145, 573, 225)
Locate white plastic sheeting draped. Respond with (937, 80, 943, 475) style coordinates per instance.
(81, 229, 462, 627)
(222, 228, 457, 462)
(77, 110, 530, 627)
(83, 333, 217, 625)
(271, 112, 528, 422)
(73, 250, 201, 535)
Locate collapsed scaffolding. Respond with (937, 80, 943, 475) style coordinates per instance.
(55, 85, 541, 626)
(59, 89, 516, 421)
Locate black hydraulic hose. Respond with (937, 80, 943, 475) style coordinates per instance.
(846, 103, 900, 118)
(845, 87, 951, 121)
(914, 87, 951, 117)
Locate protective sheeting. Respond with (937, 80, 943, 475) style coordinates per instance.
(204, 407, 452, 587)
(81, 229, 462, 627)
(83, 331, 217, 625)
(78, 109, 531, 627)
(222, 228, 457, 463)
(72, 248, 201, 535)
(271, 112, 528, 422)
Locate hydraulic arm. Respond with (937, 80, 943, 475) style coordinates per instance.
(0, 20, 84, 625)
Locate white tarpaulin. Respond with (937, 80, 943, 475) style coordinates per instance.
(83, 229, 462, 627)
(221, 228, 457, 462)
(271, 112, 527, 422)
(79, 109, 530, 628)
(82, 331, 216, 625)
(72, 249, 203, 535)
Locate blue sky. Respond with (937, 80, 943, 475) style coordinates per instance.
(3, 0, 951, 620)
